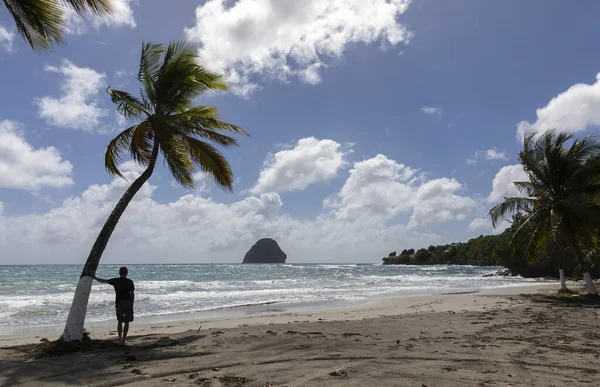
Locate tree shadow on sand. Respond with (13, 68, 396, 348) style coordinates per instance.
(0, 333, 212, 387)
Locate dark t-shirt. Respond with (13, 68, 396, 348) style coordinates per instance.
(108, 277, 135, 303)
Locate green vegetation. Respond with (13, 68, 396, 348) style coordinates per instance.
(383, 217, 599, 278)
(1, 0, 112, 51)
(385, 131, 600, 294)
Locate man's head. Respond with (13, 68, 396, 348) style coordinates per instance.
(119, 267, 128, 278)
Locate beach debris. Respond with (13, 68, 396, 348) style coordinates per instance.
(197, 324, 203, 333)
(212, 367, 220, 372)
(329, 369, 349, 377)
(265, 330, 277, 336)
(130, 368, 142, 375)
(442, 367, 458, 372)
(40, 338, 49, 343)
(342, 332, 361, 337)
(162, 378, 177, 382)
(213, 374, 251, 385)
(121, 364, 133, 369)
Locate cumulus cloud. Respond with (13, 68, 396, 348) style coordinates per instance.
(250, 137, 349, 194)
(468, 217, 491, 232)
(184, 0, 412, 97)
(488, 164, 529, 203)
(517, 73, 600, 141)
(324, 154, 476, 228)
(467, 216, 511, 234)
(421, 106, 442, 116)
(63, 0, 137, 35)
(0, 162, 447, 264)
(0, 25, 15, 52)
(35, 60, 108, 131)
(467, 148, 509, 165)
(0, 120, 73, 191)
(0, 150, 483, 264)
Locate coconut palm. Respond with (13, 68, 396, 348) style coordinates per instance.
(489, 131, 600, 295)
(2, 0, 112, 51)
(61, 40, 248, 341)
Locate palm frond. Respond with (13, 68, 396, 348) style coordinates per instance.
(175, 106, 249, 135)
(183, 136, 233, 191)
(137, 42, 165, 105)
(60, 0, 112, 15)
(3, 0, 64, 51)
(517, 209, 552, 262)
(130, 121, 153, 164)
(107, 88, 149, 120)
(567, 154, 600, 190)
(158, 136, 195, 188)
(153, 40, 228, 114)
(105, 125, 137, 178)
(489, 197, 535, 227)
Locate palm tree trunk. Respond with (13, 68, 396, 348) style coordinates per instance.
(61, 144, 159, 341)
(557, 249, 567, 291)
(559, 268, 567, 290)
(567, 230, 597, 296)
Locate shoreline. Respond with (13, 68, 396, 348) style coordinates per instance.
(1, 283, 557, 346)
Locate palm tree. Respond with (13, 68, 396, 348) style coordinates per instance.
(2, 0, 112, 51)
(489, 131, 600, 295)
(61, 41, 248, 341)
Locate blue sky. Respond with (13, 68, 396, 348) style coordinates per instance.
(2, 0, 600, 264)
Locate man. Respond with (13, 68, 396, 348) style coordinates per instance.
(93, 267, 135, 345)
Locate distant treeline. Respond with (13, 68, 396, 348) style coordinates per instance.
(383, 218, 600, 278)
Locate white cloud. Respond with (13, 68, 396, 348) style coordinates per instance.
(468, 217, 491, 232)
(64, 0, 137, 35)
(0, 25, 15, 52)
(421, 106, 442, 116)
(0, 120, 73, 191)
(488, 164, 529, 203)
(486, 149, 508, 161)
(467, 148, 509, 165)
(184, 0, 412, 97)
(35, 60, 108, 131)
(467, 216, 511, 234)
(324, 154, 476, 228)
(250, 137, 349, 194)
(517, 73, 600, 141)
(0, 150, 485, 264)
(0, 162, 447, 264)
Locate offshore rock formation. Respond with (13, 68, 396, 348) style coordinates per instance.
(242, 238, 287, 264)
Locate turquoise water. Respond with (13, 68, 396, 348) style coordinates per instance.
(0, 264, 541, 333)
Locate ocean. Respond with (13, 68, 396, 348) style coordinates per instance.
(0, 264, 545, 335)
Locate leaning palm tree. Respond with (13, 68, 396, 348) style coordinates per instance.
(489, 131, 600, 295)
(2, 0, 112, 51)
(61, 41, 248, 341)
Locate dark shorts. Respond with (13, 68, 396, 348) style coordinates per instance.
(115, 300, 134, 323)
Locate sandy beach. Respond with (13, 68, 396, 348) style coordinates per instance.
(1, 284, 599, 387)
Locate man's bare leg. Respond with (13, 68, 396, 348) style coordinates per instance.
(123, 322, 130, 344)
(117, 322, 123, 344)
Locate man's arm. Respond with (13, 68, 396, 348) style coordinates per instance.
(130, 290, 135, 302)
(92, 275, 110, 284)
